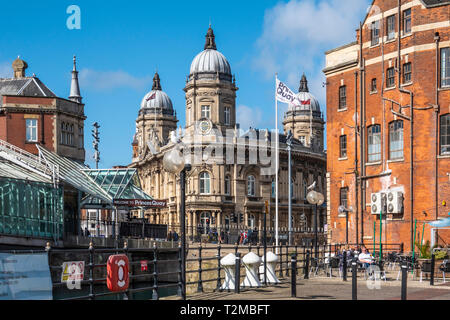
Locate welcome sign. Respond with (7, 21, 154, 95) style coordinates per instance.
(113, 199, 167, 208)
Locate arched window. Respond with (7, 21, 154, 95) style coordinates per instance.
(247, 175, 256, 196)
(224, 176, 231, 195)
(389, 120, 404, 160)
(441, 114, 450, 155)
(199, 172, 211, 194)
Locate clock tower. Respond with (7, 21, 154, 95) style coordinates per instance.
(184, 26, 238, 137)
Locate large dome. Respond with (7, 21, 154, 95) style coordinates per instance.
(288, 74, 321, 113)
(189, 26, 232, 79)
(140, 73, 174, 114)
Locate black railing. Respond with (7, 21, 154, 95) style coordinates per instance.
(46, 242, 180, 300)
(0, 241, 410, 300)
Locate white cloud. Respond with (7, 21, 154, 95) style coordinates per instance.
(237, 104, 264, 130)
(79, 68, 152, 91)
(254, 0, 371, 105)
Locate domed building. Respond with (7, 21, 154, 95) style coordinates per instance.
(283, 74, 325, 150)
(130, 27, 327, 245)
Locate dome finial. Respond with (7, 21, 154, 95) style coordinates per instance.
(204, 25, 217, 50)
(152, 72, 162, 91)
(299, 73, 309, 93)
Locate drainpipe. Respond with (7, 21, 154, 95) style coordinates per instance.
(354, 70, 359, 245)
(359, 21, 366, 245)
(399, 87, 414, 252)
(434, 32, 440, 240)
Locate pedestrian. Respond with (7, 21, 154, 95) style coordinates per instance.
(173, 230, 179, 241)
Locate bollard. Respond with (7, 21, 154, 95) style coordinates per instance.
(430, 252, 435, 286)
(152, 243, 159, 300)
(291, 254, 297, 298)
(351, 259, 357, 300)
(304, 250, 310, 279)
(343, 251, 347, 281)
(235, 253, 241, 294)
(197, 244, 203, 293)
(216, 245, 222, 291)
(401, 263, 408, 300)
(285, 245, 290, 277)
(89, 242, 94, 300)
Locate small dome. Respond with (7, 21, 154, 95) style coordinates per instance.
(140, 73, 174, 114)
(189, 26, 232, 78)
(190, 49, 231, 75)
(288, 74, 320, 113)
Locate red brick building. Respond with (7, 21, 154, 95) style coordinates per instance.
(0, 56, 86, 162)
(324, 0, 450, 251)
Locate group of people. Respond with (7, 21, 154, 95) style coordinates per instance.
(167, 230, 179, 241)
(338, 245, 375, 269)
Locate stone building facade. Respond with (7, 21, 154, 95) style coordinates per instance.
(324, 0, 450, 250)
(131, 27, 327, 243)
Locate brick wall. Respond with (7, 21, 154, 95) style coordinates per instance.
(325, 0, 450, 251)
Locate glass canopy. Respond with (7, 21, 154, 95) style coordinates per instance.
(81, 169, 153, 207)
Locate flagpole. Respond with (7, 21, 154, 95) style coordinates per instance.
(275, 73, 279, 253)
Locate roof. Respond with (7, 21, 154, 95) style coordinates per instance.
(36, 145, 113, 204)
(421, 0, 450, 7)
(82, 169, 153, 205)
(0, 159, 52, 184)
(0, 77, 56, 104)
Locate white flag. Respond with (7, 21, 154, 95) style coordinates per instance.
(276, 79, 301, 107)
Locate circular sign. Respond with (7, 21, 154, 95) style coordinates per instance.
(196, 118, 213, 136)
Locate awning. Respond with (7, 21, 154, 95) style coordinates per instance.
(80, 168, 153, 208)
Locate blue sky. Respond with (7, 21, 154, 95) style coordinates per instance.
(0, 0, 371, 168)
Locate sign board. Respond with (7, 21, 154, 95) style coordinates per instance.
(140, 260, 148, 272)
(324, 224, 328, 233)
(0, 253, 52, 300)
(113, 199, 167, 208)
(61, 261, 85, 283)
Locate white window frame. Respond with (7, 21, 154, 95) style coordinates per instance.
(26, 119, 38, 142)
(247, 175, 256, 197)
(199, 172, 211, 194)
(224, 107, 231, 125)
(201, 105, 211, 119)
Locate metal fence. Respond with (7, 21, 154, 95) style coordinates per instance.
(1, 241, 410, 300)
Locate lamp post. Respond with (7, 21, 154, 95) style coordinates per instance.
(286, 130, 293, 246)
(163, 144, 190, 300)
(306, 190, 324, 258)
(338, 206, 353, 245)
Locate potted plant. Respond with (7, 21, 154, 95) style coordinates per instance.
(415, 241, 449, 278)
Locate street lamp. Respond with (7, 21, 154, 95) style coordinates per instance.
(338, 205, 353, 245)
(163, 145, 191, 300)
(286, 130, 293, 246)
(306, 190, 324, 258)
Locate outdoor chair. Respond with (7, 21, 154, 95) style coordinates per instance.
(326, 257, 340, 278)
(309, 257, 326, 277)
(418, 260, 432, 282)
(439, 260, 450, 283)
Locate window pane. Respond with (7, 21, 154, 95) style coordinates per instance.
(441, 114, 450, 154)
(368, 125, 381, 162)
(441, 48, 450, 87)
(390, 121, 404, 159)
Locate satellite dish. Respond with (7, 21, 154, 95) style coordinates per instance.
(338, 206, 346, 214)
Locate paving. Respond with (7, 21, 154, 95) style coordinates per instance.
(163, 275, 450, 301)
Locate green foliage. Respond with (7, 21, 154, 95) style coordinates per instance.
(434, 250, 448, 260)
(415, 241, 431, 259)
